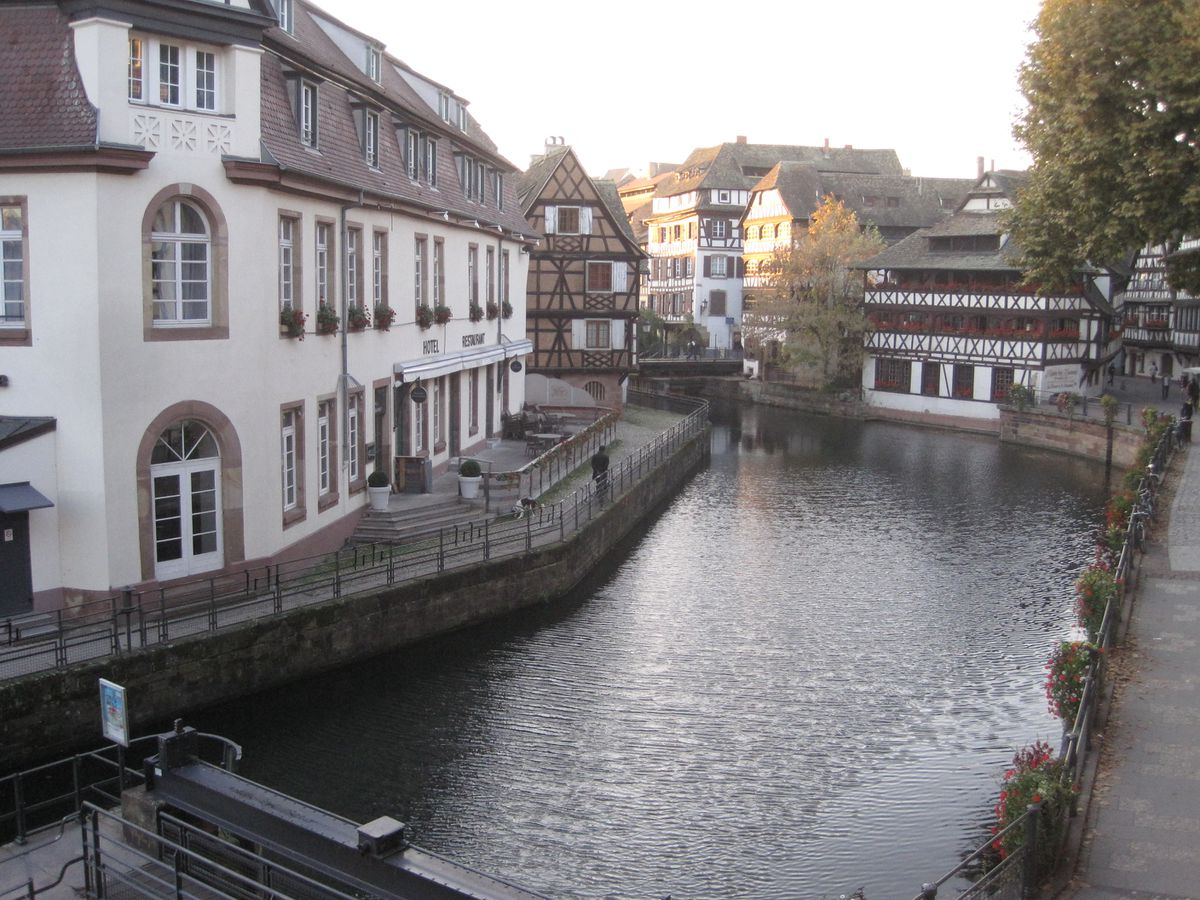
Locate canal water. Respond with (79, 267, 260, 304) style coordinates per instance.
(190, 403, 1108, 899)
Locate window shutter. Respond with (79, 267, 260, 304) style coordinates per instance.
(545, 205, 557, 235)
(736, 257, 745, 278)
(613, 320, 625, 350)
(580, 207, 593, 235)
(703, 256, 711, 277)
(613, 263, 627, 293)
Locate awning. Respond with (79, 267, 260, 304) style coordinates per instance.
(393, 339, 533, 383)
(0, 482, 54, 513)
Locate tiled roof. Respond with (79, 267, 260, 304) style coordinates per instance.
(593, 179, 638, 244)
(858, 227, 1022, 271)
(924, 212, 1001, 237)
(0, 6, 96, 150)
(659, 142, 904, 197)
(259, 3, 531, 233)
(515, 145, 570, 210)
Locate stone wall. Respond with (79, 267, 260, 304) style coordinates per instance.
(999, 408, 1143, 468)
(0, 430, 709, 772)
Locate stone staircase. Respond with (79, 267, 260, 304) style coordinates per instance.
(350, 494, 491, 545)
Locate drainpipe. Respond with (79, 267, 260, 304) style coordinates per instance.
(340, 192, 364, 478)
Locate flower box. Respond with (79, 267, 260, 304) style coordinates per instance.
(416, 304, 434, 330)
(374, 303, 396, 331)
(468, 303, 483, 323)
(486, 301, 499, 320)
(434, 305, 452, 325)
(279, 306, 307, 340)
(316, 302, 339, 335)
(346, 304, 370, 331)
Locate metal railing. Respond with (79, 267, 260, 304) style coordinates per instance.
(0, 394, 709, 683)
(909, 420, 1177, 898)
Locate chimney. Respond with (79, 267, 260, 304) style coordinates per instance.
(823, 137, 830, 158)
(977, 156, 985, 179)
(736, 135, 747, 144)
(990, 158, 995, 172)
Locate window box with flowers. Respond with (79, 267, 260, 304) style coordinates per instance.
(434, 304, 452, 325)
(316, 302, 339, 335)
(485, 301, 499, 320)
(280, 306, 307, 340)
(468, 303, 484, 323)
(346, 304, 371, 331)
(416, 304, 434, 330)
(502, 301, 513, 319)
(374, 303, 396, 331)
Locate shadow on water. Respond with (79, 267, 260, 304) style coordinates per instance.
(185, 404, 1108, 899)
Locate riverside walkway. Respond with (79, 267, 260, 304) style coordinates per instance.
(1065, 386, 1200, 897)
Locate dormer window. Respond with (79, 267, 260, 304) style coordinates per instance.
(405, 129, 419, 179)
(422, 136, 438, 186)
(366, 46, 381, 82)
(494, 171, 504, 211)
(438, 92, 450, 122)
(717, 190, 732, 204)
(456, 105, 466, 131)
(364, 110, 379, 167)
(278, 0, 293, 33)
(128, 36, 220, 113)
(300, 81, 318, 147)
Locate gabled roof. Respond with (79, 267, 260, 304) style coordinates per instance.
(593, 179, 638, 244)
(0, 6, 97, 150)
(857, 226, 1022, 271)
(659, 142, 904, 197)
(514, 144, 571, 210)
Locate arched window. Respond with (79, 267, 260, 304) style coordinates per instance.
(151, 199, 211, 325)
(149, 419, 222, 579)
(584, 380, 606, 402)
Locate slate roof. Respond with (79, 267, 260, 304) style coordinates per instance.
(594, 179, 638, 244)
(257, 0, 531, 234)
(514, 144, 570, 210)
(0, 6, 97, 150)
(861, 227, 1022, 271)
(0, 416, 56, 453)
(659, 142, 903, 197)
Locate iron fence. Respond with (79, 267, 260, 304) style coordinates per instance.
(0, 395, 709, 683)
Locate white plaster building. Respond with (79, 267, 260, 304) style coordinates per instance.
(0, 0, 535, 613)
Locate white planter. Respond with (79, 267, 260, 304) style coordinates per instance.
(367, 485, 390, 511)
(459, 475, 482, 499)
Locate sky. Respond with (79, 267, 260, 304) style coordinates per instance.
(313, 0, 1045, 181)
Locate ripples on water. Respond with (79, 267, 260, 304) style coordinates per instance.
(191, 405, 1107, 899)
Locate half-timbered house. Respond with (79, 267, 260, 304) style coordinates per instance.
(517, 143, 644, 407)
(0, 0, 534, 613)
(643, 138, 904, 350)
(858, 170, 1114, 422)
(1114, 244, 1187, 378)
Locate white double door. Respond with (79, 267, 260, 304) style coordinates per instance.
(151, 459, 222, 580)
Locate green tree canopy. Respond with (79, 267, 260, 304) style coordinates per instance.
(741, 196, 884, 385)
(1010, 0, 1200, 292)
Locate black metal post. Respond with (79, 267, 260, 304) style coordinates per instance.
(1021, 803, 1041, 898)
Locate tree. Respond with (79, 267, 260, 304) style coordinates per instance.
(741, 196, 885, 385)
(1010, 0, 1200, 292)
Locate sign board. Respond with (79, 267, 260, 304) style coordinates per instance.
(509, 360, 522, 373)
(410, 385, 427, 404)
(1041, 365, 1079, 395)
(99, 678, 129, 746)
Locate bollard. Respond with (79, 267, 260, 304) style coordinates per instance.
(1021, 803, 1041, 898)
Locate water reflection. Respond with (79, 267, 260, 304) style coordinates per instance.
(190, 404, 1106, 898)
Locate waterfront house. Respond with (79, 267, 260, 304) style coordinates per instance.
(857, 170, 1115, 422)
(516, 142, 644, 407)
(643, 138, 904, 351)
(1112, 243, 1200, 379)
(0, 0, 535, 614)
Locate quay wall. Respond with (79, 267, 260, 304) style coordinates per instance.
(647, 377, 1144, 467)
(0, 429, 710, 772)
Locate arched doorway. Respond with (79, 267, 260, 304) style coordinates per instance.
(150, 420, 222, 580)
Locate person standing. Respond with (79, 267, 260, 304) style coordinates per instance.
(1189, 377, 1199, 410)
(1163, 373, 1171, 400)
(591, 444, 610, 503)
(1107, 363, 1115, 386)
(1150, 361, 1159, 382)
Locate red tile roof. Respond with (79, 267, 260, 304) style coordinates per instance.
(0, 6, 97, 150)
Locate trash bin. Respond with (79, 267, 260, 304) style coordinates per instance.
(1179, 418, 1193, 442)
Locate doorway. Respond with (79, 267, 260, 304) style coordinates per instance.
(0, 510, 32, 613)
(150, 421, 222, 581)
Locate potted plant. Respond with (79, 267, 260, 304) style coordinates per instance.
(416, 304, 434, 330)
(316, 302, 339, 335)
(374, 303, 396, 331)
(501, 300, 513, 319)
(469, 302, 483, 323)
(458, 458, 482, 499)
(486, 300, 499, 320)
(434, 304, 452, 325)
(280, 306, 307, 339)
(347, 304, 371, 331)
(366, 469, 390, 511)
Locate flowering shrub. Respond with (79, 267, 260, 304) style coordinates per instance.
(991, 741, 1072, 862)
(1008, 384, 1032, 411)
(1045, 640, 1097, 722)
(316, 302, 339, 334)
(279, 306, 307, 339)
(1102, 490, 1135, 557)
(374, 303, 396, 331)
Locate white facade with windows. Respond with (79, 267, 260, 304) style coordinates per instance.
(0, 0, 534, 613)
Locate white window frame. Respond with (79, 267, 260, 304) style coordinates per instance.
(717, 190, 731, 204)
(414, 237, 425, 309)
(468, 246, 478, 305)
(456, 105, 466, 131)
(500, 250, 509, 303)
(194, 50, 216, 111)
(584, 319, 612, 349)
(300, 81, 318, 148)
(151, 199, 211, 326)
(373, 232, 385, 308)
(712, 219, 727, 239)
(414, 395, 425, 451)
(278, 216, 294, 311)
(494, 171, 503, 210)
(317, 402, 331, 495)
(438, 92, 450, 122)
(433, 379, 443, 443)
(423, 137, 437, 186)
(128, 37, 220, 113)
(1, 203, 26, 327)
(432, 240, 443, 305)
(406, 130, 419, 180)
(281, 410, 297, 511)
(711, 255, 728, 278)
(315, 221, 331, 304)
(486, 247, 495, 304)
(346, 227, 359, 305)
(364, 110, 379, 167)
(366, 46, 381, 82)
(347, 398, 360, 482)
(128, 38, 144, 101)
(278, 0, 293, 33)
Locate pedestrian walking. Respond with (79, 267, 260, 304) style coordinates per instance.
(1150, 362, 1159, 382)
(1163, 373, 1171, 400)
(1107, 363, 1115, 386)
(591, 443, 610, 504)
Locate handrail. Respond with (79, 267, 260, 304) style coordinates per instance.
(0, 395, 709, 683)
